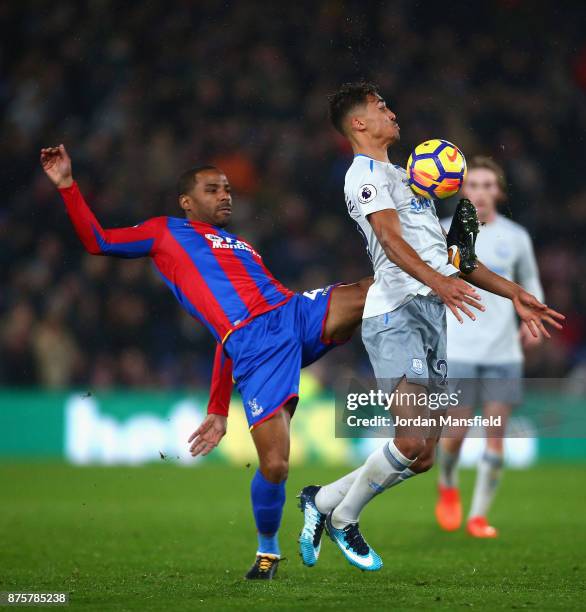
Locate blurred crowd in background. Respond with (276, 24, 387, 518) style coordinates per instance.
(2, 0, 586, 390)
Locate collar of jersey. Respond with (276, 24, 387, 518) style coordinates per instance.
(185, 218, 225, 231)
(353, 154, 390, 164)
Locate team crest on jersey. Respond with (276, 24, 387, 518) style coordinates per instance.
(205, 233, 259, 257)
(358, 184, 377, 204)
(248, 398, 263, 417)
(411, 358, 424, 375)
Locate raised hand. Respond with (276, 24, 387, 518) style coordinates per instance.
(40, 144, 73, 189)
(513, 289, 565, 339)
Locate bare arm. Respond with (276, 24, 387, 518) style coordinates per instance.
(367, 208, 484, 322)
(462, 261, 564, 338)
(40, 145, 161, 257)
(463, 260, 519, 299)
(515, 230, 545, 347)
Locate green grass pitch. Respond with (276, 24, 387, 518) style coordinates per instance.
(1, 462, 585, 611)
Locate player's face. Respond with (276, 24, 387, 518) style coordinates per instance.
(358, 94, 400, 144)
(462, 168, 501, 221)
(186, 170, 233, 227)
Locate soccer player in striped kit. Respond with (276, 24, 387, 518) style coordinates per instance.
(435, 157, 544, 538)
(40, 144, 372, 579)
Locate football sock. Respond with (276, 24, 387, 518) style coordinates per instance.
(469, 449, 503, 518)
(389, 466, 417, 488)
(314, 467, 362, 514)
(331, 439, 415, 529)
(251, 469, 286, 556)
(438, 446, 460, 488)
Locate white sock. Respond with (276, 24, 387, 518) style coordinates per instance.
(469, 449, 504, 518)
(331, 439, 415, 528)
(438, 447, 460, 488)
(388, 467, 417, 488)
(314, 468, 362, 514)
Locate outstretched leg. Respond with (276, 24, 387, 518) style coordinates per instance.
(321, 277, 373, 342)
(320, 379, 438, 572)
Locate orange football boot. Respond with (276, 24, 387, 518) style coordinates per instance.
(435, 485, 462, 531)
(467, 516, 498, 538)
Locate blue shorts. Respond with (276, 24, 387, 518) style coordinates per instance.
(224, 285, 342, 429)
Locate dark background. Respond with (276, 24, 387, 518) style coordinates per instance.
(1, 0, 585, 390)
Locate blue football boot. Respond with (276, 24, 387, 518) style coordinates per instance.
(325, 512, 383, 571)
(298, 485, 326, 567)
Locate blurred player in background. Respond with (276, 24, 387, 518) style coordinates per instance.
(299, 83, 563, 572)
(435, 157, 544, 538)
(40, 144, 372, 580)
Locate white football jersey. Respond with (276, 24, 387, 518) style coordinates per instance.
(441, 214, 544, 364)
(345, 154, 459, 318)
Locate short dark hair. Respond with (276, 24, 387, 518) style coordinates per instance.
(177, 165, 220, 197)
(328, 82, 380, 135)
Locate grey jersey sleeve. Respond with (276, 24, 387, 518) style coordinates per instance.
(515, 229, 544, 302)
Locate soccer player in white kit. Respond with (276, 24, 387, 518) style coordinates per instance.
(297, 82, 564, 572)
(435, 157, 543, 538)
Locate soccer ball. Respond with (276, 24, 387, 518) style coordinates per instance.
(406, 139, 467, 199)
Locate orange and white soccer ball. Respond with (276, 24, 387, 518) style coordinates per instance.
(406, 139, 467, 199)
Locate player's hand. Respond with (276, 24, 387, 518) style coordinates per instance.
(40, 144, 73, 189)
(520, 323, 542, 349)
(187, 414, 227, 457)
(512, 289, 565, 339)
(431, 275, 485, 323)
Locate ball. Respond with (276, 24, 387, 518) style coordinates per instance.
(406, 139, 467, 199)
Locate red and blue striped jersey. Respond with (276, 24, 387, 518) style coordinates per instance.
(59, 182, 294, 416)
(59, 182, 294, 343)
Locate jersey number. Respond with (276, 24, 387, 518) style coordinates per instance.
(303, 288, 323, 300)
